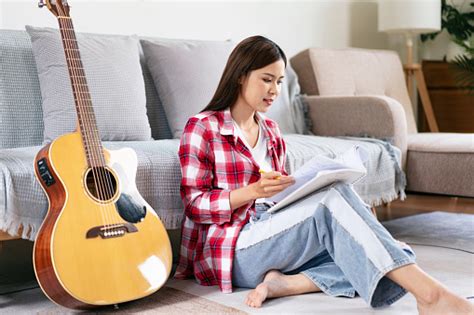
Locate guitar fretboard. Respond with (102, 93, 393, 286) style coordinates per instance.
(58, 16, 105, 168)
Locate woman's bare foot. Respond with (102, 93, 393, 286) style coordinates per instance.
(245, 279, 271, 308)
(245, 270, 320, 308)
(387, 262, 473, 314)
(417, 285, 474, 315)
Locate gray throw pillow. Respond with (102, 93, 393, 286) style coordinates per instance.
(26, 26, 152, 143)
(263, 64, 308, 135)
(141, 38, 234, 139)
(141, 38, 308, 138)
(0, 30, 44, 149)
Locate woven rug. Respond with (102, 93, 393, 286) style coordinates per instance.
(38, 287, 247, 314)
(382, 211, 474, 253)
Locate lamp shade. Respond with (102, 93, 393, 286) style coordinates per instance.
(378, 0, 441, 34)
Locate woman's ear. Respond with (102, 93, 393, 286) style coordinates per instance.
(238, 72, 249, 85)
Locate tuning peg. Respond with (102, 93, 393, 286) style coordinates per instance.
(38, 0, 45, 8)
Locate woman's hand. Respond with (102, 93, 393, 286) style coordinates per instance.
(229, 171, 295, 210)
(249, 171, 295, 199)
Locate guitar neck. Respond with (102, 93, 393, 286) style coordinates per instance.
(57, 16, 105, 167)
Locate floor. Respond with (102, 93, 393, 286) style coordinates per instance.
(1, 206, 473, 314)
(0, 244, 472, 314)
(374, 193, 474, 221)
(167, 244, 473, 314)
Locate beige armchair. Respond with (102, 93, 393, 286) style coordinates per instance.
(290, 47, 474, 199)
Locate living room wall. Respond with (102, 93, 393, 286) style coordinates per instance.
(1, 0, 421, 118)
(0, 0, 390, 58)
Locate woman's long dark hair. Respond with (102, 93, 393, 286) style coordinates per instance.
(201, 35, 287, 112)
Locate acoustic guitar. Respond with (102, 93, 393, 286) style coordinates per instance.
(33, 0, 172, 309)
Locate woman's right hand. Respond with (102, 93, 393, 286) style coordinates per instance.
(249, 171, 295, 199)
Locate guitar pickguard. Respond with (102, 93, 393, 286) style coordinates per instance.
(115, 193, 146, 223)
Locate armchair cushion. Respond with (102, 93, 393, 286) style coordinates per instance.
(406, 133, 474, 197)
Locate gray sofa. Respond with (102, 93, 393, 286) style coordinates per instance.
(0, 30, 406, 258)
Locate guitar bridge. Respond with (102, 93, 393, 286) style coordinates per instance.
(86, 223, 138, 239)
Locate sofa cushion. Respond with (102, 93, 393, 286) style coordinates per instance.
(26, 26, 153, 143)
(0, 30, 44, 149)
(406, 133, 474, 197)
(285, 135, 405, 205)
(408, 133, 474, 153)
(140, 38, 234, 139)
(141, 38, 309, 139)
(138, 39, 173, 140)
(139, 35, 174, 140)
(262, 64, 309, 135)
(0, 140, 183, 240)
(1, 136, 404, 240)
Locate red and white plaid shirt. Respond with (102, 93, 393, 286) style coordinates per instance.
(174, 108, 287, 293)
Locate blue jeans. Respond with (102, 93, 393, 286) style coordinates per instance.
(232, 183, 416, 308)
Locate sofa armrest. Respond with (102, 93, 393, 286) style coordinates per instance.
(305, 95, 408, 168)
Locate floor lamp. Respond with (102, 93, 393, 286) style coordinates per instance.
(378, 0, 441, 132)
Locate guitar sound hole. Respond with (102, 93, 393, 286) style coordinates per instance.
(85, 167, 118, 202)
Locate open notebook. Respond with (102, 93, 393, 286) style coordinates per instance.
(267, 145, 368, 213)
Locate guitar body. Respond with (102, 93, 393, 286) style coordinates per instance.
(34, 131, 172, 309)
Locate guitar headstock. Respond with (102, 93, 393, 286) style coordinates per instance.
(38, 0, 70, 18)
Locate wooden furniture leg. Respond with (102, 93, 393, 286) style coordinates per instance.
(415, 67, 439, 132)
(404, 64, 439, 132)
(385, 202, 392, 220)
(402, 35, 439, 133)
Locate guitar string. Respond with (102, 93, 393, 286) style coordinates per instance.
(58, 17, 107, 227)
(66, 18, 116, 233)
(53, 13, 99, 283)
(63, 17, 119, 233)
(59, 18, 123, 299)
(59, 16, 112, 231)
(62, 17, 116, 232)
(61, 20, 124, 294)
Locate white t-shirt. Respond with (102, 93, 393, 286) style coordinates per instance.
(233, 119, 273, 204)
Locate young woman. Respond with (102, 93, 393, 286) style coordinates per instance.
(174, 36, 473, 314)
